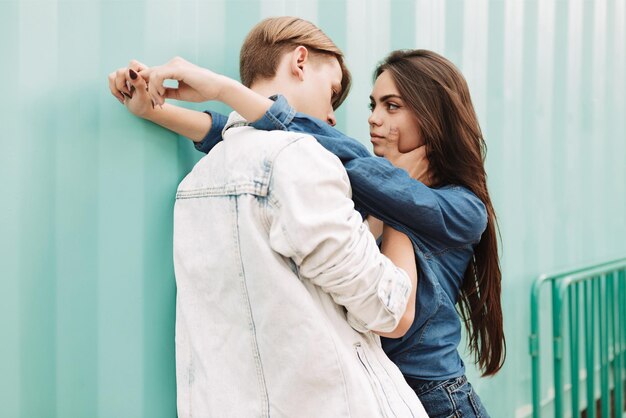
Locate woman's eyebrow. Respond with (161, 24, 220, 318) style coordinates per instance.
(369, 94, 403, 102)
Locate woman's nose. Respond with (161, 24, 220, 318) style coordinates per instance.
(368, 110, 382, 127)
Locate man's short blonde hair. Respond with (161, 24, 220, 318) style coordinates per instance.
(240, 17, 351, 109)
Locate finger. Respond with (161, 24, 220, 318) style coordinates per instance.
(384, 126, 401, 156)
(115, 67, 132, 96)
(163, 86, 181, 101)
(387, 126, 400, 143)
(108, 72, 125, 104)
(146, 71, 165, 107)
(127, 59, 148, 73)
(128, 68, 149, 95)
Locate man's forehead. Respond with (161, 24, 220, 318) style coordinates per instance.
(328, 58, 343, 87)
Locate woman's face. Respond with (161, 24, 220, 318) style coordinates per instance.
(368, 70, 423, 157)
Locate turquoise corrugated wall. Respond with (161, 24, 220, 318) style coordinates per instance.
(1, 1, 624, 417)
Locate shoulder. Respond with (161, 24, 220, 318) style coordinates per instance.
(272, 133, 348, 182)
(436, 185, 488, 242)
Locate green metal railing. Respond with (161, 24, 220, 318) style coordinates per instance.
(530, 258, 626, 418)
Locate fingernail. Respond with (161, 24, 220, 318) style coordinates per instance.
(129, 69, 138, 80)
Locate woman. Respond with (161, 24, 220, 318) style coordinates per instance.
(119, 49, 505, 417)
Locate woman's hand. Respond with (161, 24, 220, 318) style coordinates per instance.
(383, 127, 437, 187)
(108, 59, 155, 118)
(138, 57, 229, 107)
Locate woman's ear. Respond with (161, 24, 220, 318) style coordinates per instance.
(289, 46, 309, 81)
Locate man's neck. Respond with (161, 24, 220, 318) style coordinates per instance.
(250, 80, 290, 102)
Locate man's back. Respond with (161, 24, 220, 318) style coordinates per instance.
(173, 113, 427, 417)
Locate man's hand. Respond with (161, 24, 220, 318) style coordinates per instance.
(138, 57, 229, 107)
(383, 127, 437, 187)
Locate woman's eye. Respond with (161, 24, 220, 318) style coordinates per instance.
(368, 102, 375, 111)
(387, 103, 399, 111)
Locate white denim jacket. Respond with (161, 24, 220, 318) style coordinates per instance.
(173, 112, 428, 418)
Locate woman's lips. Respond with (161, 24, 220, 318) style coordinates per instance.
(370, 134, 384, 144)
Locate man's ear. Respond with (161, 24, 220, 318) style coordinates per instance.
(290, 46, 309, 81)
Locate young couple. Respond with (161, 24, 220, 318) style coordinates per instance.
(108, 16, 504, 418)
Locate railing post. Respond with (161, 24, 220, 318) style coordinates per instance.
(585, 279, 596, 418)
(530, 279, 544, 418)
(568, 284, 580, 418)
(553, 280, 564, 418)
(599, 276, 609, 418)
(615, 270, 626, 416)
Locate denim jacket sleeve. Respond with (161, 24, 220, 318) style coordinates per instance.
(194, 110, 229, 154)
(267, 135, 412, 334)
(252, 96, 488, 248)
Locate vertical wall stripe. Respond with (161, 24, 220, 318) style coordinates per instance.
(613, 0, 626, 246)
(534, 0, 556, 271)
(517, 2, 539, 414)
(390, 0, 416, 50)
(461, 0, 488, 125)
(495, 4, 525, 417)
(591, 0, 607, 255)
(318, 0, 348, 132)
(485, 1, 505, 200)
(565, 0, 584, 263)
(98, 2, 148, 416)
(54, 2, 100, 417)
(550, 0, 569, 269)
(261, 0, 318, 24)
(415, 0, 445, 54)
(0, 3, 21, 418)
(345, 0, 390, 143)
(444, 0, 464, 66)
(18, 1, 59, 417)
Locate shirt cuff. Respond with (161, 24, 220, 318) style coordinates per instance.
(250, 94, 296, 131)
(194, 111, 229, 154)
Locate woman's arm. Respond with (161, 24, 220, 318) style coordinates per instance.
(109, 60, 220, 142)
(248, 97, 487, 246)
(373, 225, 417, 338)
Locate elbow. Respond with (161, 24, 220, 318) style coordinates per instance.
(375, 306, 415, 339)
(386, 308, 415, 338)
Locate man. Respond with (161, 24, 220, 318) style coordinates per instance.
(109, 17, 426, 418)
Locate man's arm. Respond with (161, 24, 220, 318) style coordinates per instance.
(267, 136, 415, 335)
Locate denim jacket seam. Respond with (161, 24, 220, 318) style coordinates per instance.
(262, 135, 314, 262)
(265, 111, 287, 130)
(423, 243, 473, 259)
(262, 96, 296, 130)
(415, 292, 444, 346)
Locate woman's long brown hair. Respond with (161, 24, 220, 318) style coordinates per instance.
(375, 49, 505, 376)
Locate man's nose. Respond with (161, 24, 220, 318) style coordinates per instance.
(327, 111, 336, 127)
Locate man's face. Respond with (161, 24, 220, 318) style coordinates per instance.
(291, 57, 343, 126)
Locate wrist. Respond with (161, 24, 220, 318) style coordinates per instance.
(214, 73, 239, 105)
(141, 104, 163, 122)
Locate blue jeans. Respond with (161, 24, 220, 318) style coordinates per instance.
(405, 375, 490, 418)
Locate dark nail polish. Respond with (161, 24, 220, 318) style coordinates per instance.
(129, 69, 138, 80)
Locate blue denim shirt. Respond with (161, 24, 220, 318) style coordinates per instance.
(196, 96, 488, 380)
